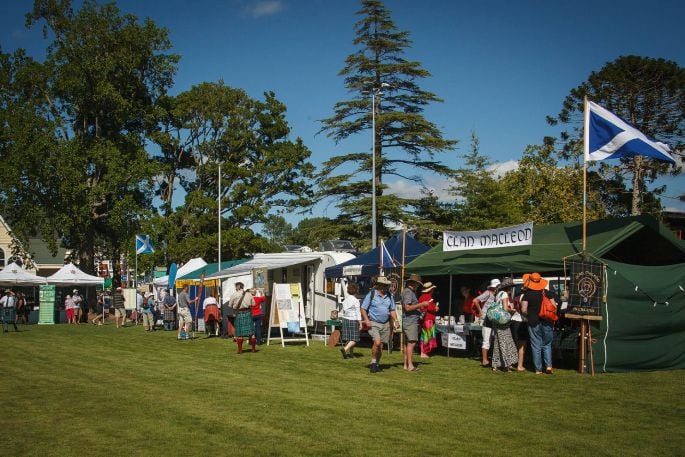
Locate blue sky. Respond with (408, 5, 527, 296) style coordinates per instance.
(2, 0, 684, 223)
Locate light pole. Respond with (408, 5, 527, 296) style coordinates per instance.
(371, 83, 390, 249)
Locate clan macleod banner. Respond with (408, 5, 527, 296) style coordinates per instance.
(566, 259, 604, 316)
(443, 222, 533, 252)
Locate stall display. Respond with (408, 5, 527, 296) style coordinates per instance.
(38, 285, 56, 325)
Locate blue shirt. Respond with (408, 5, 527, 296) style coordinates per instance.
(361, 290, 396, 324)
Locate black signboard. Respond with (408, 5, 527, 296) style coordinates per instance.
(566, 260, 604, 316)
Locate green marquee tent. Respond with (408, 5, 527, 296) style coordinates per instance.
(407, 216, 685, 372)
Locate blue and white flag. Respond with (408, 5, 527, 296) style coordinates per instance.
(135, 235, 155, 255)
(379, 240, 396, 269)
(584, 100, 675, 164)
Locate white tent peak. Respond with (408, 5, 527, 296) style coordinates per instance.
(46, 262, 104, 286)
(0, 262, 47, 285)
(153, 257, 207, 288)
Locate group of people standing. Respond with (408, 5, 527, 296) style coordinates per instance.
(336, 271, 558, 375)
(338, 273, 440, 374)
(473, 272, 558, 374)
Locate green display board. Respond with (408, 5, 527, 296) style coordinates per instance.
(38, 285, 56, 325)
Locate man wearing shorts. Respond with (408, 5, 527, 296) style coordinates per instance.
(361, 276, 399, 374)
(113, 287, 126, 328)
(401, 274, 430, 372)
(177, 285, 197, 340)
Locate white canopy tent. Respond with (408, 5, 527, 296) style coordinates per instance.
(153, 257, 207, 289)
(46, 263, 104, 287)
(0, 262, 48, 286)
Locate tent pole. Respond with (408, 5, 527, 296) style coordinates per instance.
(447, 274, 452, 358)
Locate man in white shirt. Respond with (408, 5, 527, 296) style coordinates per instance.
(0, 289, 18, 332)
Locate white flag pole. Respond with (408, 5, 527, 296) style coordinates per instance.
(583, 96, 589, 258)
(218, 163, 221, 268)
(134, 238, 138, 289)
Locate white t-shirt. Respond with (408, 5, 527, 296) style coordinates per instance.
(202, 296, 218, 310)
(340, 295, 361, 321)
(64, 297, 74, 310)
(0, 295, 16, 308)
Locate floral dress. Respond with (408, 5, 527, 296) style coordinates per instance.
(419, 292, 438, 355)
(491, 291, 518, 368)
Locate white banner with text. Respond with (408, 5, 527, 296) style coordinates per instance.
(443, 222, 533, 251)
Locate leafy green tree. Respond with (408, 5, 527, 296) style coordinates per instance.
(319, 0, 456, 240)
(263, 215, 294, 247)
(152, 82, 314, 262)
(289, 217, 359, 250)
(0, 0, 178, 276)
(449, 132, 522, 230)
(546, 55, 684, 216)
(501, 144, 606, 224)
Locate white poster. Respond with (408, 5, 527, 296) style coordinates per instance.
(443, 222, 533, 251)
(441, 332, 466, 349)
(342, 265, 363, 276)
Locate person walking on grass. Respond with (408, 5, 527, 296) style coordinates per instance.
(250, 288, 266, 345)
(361, 276, 399, 374)
(91, 292, 106, 325)
(113, 287, 126, 328)
(401, 274, 431, 371)
(177, 285, 197, 340)
(229, 282, 256, 353)
(340, 282, 362, 359)
(141, 292, 155, 332)
(0, 289, 18, 332)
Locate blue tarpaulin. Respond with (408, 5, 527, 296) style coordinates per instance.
(324, 233, 430, 278)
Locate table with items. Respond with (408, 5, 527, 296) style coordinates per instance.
(435, 318, 482, 353)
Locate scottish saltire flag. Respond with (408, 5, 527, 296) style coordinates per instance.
(135, 235, 155, 254)
(379, 240, 396, 269)
(584, 100, 675, 164)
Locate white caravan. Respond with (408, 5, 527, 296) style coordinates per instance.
(206, 251, 355, 326)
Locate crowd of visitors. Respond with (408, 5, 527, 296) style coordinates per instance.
(4, 271, 559, 375)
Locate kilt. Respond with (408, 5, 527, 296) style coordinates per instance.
(234, 310, 253, 337)
(341, 318, 360, 343)
(163, 308, 176, 321)
(1, 307, 16, 322)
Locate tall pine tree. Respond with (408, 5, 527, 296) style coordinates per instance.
(319, 0, 456, 248)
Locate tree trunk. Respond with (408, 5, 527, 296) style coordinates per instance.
(78, 229, 97, 275)
(631, 155, 643, 215)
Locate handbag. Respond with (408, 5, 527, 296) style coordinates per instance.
(538, 290, 559, 322)
(486, 296, 511, 326)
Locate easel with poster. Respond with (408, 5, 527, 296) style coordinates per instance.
(267, 282, 309, 347)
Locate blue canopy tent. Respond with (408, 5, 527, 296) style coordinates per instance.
(324, 233, 430, 278)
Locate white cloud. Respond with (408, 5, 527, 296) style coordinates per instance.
(244, 0, 285, 17)
(384, 178, 453, 201)
(487, 160, 519, 178)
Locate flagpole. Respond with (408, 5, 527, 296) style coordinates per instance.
(378, 239, 383, 276)
(135, 239, 138, 289)
(216, 163, 221, 271)
(582, 96, 589, 259)
(400, 224, 407, 284)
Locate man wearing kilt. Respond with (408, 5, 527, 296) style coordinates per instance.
(0, 289, 18, 332)
(162, 289, 177, 330)
(340, 282, 362, 359)
(229, 282, 256, 353)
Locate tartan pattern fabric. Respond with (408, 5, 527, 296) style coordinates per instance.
(163, 308, 176, 321)
(341, 318, 360, 343)
(234, 311, 253, 337)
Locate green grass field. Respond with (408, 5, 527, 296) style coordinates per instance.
(1, 323, 683, 457)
